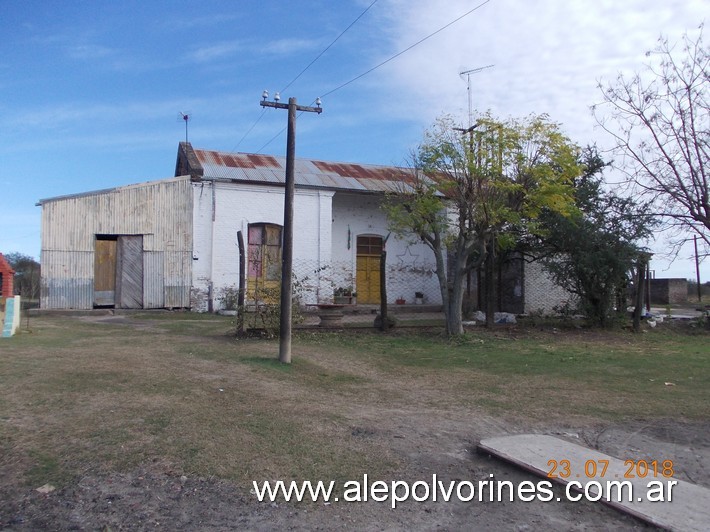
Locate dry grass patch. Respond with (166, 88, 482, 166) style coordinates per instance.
(0, 316, 397, 492)
(1, 314, 707, 499)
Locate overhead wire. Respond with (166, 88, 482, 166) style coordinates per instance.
(280, 0, 379, 95)
(319, 0, 491, 100)
(233, 0, 379, 153)
(255, 0, 493, 153)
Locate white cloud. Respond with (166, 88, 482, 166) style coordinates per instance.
(261, 37, 322, 55)
(370, 0, 706, 148)
(160, 13, 241, 31)
(185, 41, 244, 62)
(65, 43, 116, 60)
(185, 36, 322, 64)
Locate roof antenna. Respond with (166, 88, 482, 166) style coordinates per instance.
(459, 65, 494, 128)
(178, 112, 192, 143)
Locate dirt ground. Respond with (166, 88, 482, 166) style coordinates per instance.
(7, 415, 708, 530)
(1, 314, 708, 530)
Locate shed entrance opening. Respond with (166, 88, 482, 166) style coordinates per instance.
(94, 235, 144, 308)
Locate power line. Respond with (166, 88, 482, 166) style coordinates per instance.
(234, 0, 379, 153)
(256, 109, 309, 154)
(257, 0, 493, 153)
(280, 0, 379, 95)
(319, 0, 492, 99)
(233, 107, 267, 152)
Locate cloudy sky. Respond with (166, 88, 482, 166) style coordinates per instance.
(1, 0, 706, 279)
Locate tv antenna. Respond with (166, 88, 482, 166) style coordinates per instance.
(459, 64, 494, 128)
(178, 112, 192, 143)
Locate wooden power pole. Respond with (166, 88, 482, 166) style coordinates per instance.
(260, 93, 322, 363)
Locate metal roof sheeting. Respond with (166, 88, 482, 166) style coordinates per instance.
(194, 148, 418, 193)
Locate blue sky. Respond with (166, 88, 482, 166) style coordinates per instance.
(1, 0, 707, 280)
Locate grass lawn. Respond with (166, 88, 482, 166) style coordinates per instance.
(0, 314, 708, 494)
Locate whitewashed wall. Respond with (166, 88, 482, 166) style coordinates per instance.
(331, 192, 441, 305)
(191, 181, 333, 311)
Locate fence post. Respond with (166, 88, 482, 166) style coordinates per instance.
(379, 250, 388, 331)
(236, 230, 246, 336)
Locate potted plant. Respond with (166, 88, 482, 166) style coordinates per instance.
(334, 286, 355, 305)
(414, 291, 424, 305)
(395, 296, 406, 305)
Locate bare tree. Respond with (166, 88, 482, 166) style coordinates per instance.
(594, 25, 709, 257)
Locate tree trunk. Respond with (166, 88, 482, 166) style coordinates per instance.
(632, 257, 647, 333)
(484, 239, 496, 327)
(446, 256, 467, 335)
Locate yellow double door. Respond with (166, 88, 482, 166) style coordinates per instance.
(356, 254, 380, 304)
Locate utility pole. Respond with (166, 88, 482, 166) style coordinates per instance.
(694, 236, 702, 303)
(260, 91, 322, 364)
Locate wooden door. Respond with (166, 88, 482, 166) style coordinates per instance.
(247, 224, 282, 302)
(94, 238, 117, 306)
(356, 236, 383, 304)
(116, 236, 144, 309)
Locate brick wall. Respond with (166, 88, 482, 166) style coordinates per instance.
(650, 278, 687, 305)
(524, 260, 576, 314)
(0, 253, 15, 298)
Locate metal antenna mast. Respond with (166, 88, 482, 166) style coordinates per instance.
(179, 112, 191, 143)
(459, 64, 494, 127)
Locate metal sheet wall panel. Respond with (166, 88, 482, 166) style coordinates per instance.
(40, 251, 94, 309)
(164, 251, 191, 307)
(41, 176, 192, 252)
(116, 236, 143, 309)
(143, 252, 165, 308)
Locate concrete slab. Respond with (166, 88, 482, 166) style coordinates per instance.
(478, 434, 710, 531)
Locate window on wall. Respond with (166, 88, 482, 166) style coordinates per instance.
(248, 223, 283, 284)
(357, 235, 383, 256)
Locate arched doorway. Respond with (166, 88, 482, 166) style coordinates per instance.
(248, 223, 282, 301)
(356, 235, 383, 304)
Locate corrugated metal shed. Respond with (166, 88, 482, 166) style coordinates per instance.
(39, 175, 193, 309)
(188, 146, 420, 194)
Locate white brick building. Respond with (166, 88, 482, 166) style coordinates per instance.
(39, 142, 571, 314)
(178, 143, 442, 311)
(39, 143, 441, 311)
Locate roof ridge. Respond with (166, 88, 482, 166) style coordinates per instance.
(191, 146, 409, 171)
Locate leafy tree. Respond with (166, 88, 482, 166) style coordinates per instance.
(5, 252, 41, 300)
(594, 25, 709, 258)
(386, 113, 580, 335)
(533, 148, 657, 327)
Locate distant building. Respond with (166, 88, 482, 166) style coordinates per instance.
(649, 278, 687, 305)
(0, 253, 15, 299)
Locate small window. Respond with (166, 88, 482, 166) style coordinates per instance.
(356, 235, 383, 256)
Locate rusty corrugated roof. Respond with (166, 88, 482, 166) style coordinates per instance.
(193, 147, 418, 193)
